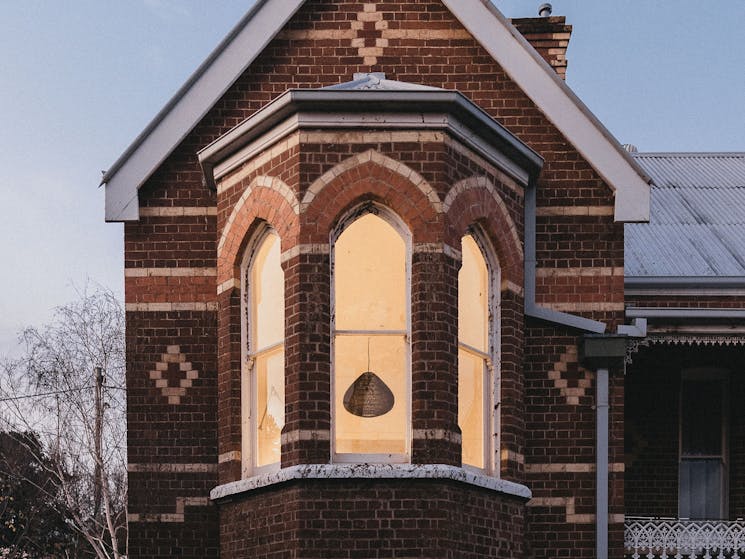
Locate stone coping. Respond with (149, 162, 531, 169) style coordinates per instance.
(210, 463, 532, 501)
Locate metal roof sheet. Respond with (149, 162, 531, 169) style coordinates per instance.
(323, 72, 443, 91)
(625, 153, 745, 277)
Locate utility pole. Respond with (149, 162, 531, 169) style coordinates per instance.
(93, 366, 104, 519)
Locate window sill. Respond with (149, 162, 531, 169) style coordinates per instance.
(210, 463, 531, 502)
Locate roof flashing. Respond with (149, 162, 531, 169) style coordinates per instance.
(198, 87, 544, 191)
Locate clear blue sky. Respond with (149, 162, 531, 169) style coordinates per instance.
(1, 0, 743, 356)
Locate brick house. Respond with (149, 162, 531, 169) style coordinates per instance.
(623, 153, 745, 558)
(100, 1, 668, 557)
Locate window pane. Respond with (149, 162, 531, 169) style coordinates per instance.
(334, 213, 406, 331)
(681, 380, 722, 455)
(679, 459, 723, 520)
(459, 348, 485, 469)
(256, 346, 284, 467)
(459, 234, 489, 352)
(251, 232, 284, 350)
(334, 335, 406, 455)
(458, 234, 489, 470)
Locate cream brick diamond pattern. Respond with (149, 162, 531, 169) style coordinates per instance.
(548, 345, 593, 405)
(149, 345, 198, 405)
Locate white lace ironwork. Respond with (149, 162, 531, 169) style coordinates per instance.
(625, 517, 745, 559)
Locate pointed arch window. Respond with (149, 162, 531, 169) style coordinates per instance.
(458, 232, 498, 473)
(242, 227, 285, 477)
(332, 208, 411, 463)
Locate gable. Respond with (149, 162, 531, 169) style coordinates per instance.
(102, 0, 650, 223)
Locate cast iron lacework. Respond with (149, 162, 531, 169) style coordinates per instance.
(625, 517, 745, 559)
(626, 335, 745, 365)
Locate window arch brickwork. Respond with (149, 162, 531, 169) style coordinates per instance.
(216, 176, 299, 483)
(445, 178, 525, 480)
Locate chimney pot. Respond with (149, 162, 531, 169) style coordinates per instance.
(538, 3, 553, 17)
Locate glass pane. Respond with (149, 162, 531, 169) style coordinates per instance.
(251, 231, 284, 351)
(681, 380, 722, 455)
(459, 348, 485, 469)
(334, 213, 406, 331)
(679, 459, 723, 520)
(335, 335, 406, 455)
(459, 235, 488, 352)
(256, 346, 285, 467)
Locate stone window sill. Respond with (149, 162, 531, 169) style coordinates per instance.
(210, 463, 531, 501)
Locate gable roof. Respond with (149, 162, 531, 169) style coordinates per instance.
(626, 153, 745, 278)
(102, 0, 650, 223)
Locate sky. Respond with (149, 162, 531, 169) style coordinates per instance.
(0, 0, 743, 357)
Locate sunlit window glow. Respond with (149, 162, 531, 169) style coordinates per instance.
(458, 234, 490, 470)
(333, 212, 408, 458)
(245, 230, 284, 473)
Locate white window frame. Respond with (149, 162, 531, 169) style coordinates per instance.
(458, 228, 500, 476)
(330, 203, 412, 464)
(678, 367, 729, 520)
(241, 225, 284, 478)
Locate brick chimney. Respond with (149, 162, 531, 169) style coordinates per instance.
(510, 15, 572, 79)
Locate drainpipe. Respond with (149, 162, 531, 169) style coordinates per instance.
(524, 176, 607, 334)
(581, 335, 627, 559)
(596, 367, 609, 559)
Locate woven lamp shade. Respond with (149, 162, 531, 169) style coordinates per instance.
(342, 371, 395, 417)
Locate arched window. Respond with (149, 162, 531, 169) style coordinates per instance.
(332, 207, 410, 463)
(458, 232, 498, 472)
(242, 227, 284, 476)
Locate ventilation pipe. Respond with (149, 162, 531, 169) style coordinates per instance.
(538, 3, 553, 17)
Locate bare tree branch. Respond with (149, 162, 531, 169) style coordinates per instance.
(0, 286, 126, 558)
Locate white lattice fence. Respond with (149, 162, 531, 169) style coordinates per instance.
(625, 517, 745, 559)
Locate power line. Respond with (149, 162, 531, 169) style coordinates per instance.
(0, 386, 93, 403)
(0, 384, 126, 403)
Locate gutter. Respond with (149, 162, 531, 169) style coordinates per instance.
(626, 276, 745, 289)
(625, 276, 745, 294)
(626, 307, 745, 320)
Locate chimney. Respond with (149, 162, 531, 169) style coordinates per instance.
(510, 7, 572, 80)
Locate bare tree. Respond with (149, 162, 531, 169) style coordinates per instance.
(0, 287, 127, 559)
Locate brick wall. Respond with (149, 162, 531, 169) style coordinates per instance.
(123, 1, 625, 557)
(219, 480, 526, 559)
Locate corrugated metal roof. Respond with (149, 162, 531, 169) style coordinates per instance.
(625, 153, 745, 277)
